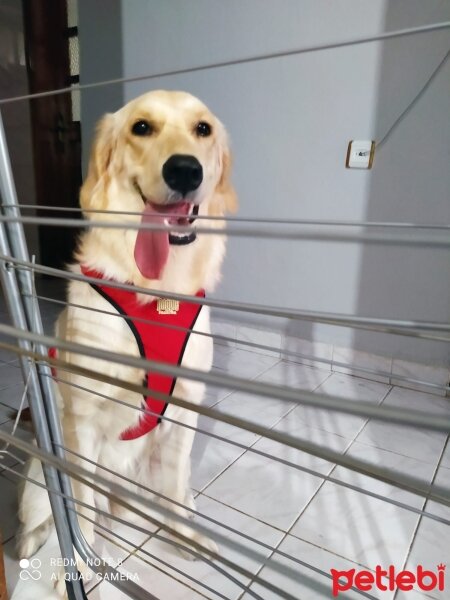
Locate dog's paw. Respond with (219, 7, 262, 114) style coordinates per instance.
(16, 533, 39, 561)
(54, 572, 69, 600)
(16, 521, 52, 559)
(175, 530, 219, 561)
(191, 532, 219, 558)
(184, 491, 196, 518)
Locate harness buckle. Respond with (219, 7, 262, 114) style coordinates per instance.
(157, 298, 180, 314)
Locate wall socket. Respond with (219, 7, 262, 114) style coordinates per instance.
(346, 140, 375, 169)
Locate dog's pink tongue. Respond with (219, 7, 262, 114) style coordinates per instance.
(134, 206, 168, 279)
(134, 202, 189, 280)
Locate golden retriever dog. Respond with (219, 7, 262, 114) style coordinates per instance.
(17, 90, 237, 595)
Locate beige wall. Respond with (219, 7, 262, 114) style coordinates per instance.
(78, 0, 450, 366)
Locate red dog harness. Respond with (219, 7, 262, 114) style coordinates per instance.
(52, 267, 205, 441)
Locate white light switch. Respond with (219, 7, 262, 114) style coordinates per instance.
(346, 140, 375, 169)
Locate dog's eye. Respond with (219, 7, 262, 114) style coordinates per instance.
(131, 120, 153, 136)
(195, 121, 212, 137)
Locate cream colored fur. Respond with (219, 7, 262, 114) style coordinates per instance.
(17, 90, 237, 597)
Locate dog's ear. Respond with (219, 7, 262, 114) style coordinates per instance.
(213, 147, 238, 214)
(80, 114, 116, 212)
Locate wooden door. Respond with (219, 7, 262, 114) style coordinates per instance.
(22, 0, 82, 270)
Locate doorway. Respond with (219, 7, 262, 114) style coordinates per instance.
(22, 0, 82, 270)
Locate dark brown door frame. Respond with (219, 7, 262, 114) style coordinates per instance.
(22, 0, 82, 270)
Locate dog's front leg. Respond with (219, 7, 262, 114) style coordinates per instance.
(159, 406, 218, 559)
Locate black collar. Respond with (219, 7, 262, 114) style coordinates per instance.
(169, 231, 197, 245)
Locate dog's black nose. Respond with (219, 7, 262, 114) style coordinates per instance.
(162, 154, 203, 195)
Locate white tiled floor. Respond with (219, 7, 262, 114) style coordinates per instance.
(0, 293, 449, 599)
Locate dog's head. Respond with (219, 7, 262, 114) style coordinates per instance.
(79, 90, 237, 286)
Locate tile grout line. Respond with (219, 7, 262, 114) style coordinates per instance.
(198, 489, 287, 534)
(348, 384, 450, 468)
(214, 371, 343, 600)
(197, 358, 285, 493)
(336, 383, 393, 450)
(199, 368, 332, 496)
(5, 342, 444, 600)
(236, 381, 394, 599)
(206, 354, 283, 410)
(287, 382, 393, 545)
(89, 358, 287, 598)
(85, 533, 135, 597)
(86, 526, 168, 597)
(125, 365, 333, 599)
(392, 434, 450, 600)
(202, 367, 334, 600)
(115, 544, 213, 600)
(290, 379, 393, 511)
(286, 382, 448, 599)
(200, 368, 334, 502)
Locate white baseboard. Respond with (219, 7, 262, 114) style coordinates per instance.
(212, 320, 450, 397)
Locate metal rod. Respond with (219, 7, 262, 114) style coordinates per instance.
(5, 339, 450, 514)
(29, 292, 450, 393)
(1, 21, 449, 105)
(8, 203, 450, 229)
(1, 345, 449, 507)
(58, 439, 450, 528)
(0, 430, 316, 600)
(2, 214, 450, 246)
(79, 512, 266, 600)
(42, 374, 449, 525)
(0, 111, 86, 600)
(1, 327, 449, 436)
(6, 458, 346, 600)
(3, 471, 161, 600)
(3, 465, 263, 600)
(1, 19, 448, 600)
(4, 256, 450, 338)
